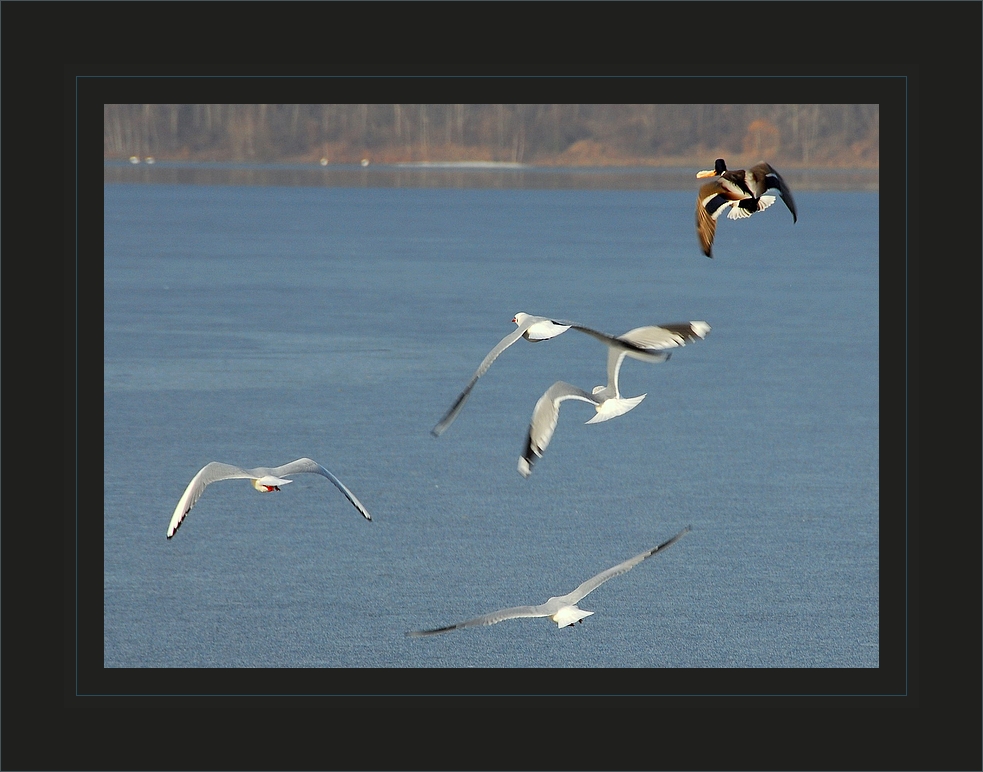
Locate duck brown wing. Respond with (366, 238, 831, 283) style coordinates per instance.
(695, 186, 718, 257)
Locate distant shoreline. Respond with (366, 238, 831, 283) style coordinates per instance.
(105, 153, 879, 172)
(104, 159, 878, 192)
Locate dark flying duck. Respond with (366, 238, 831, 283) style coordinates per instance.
(695, 159, 798, 257)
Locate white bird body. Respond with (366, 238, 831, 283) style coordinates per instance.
(518, 321, 711, 477)
(407, 526, 691, 636)
(430, 312, 660, 437)
(166, 457, 371, 539)
(515, 312, 571, 341)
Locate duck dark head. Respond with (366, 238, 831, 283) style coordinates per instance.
(696, 158, 729, 179)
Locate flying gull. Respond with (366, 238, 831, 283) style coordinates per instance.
(407, 526, 691, 636)
(166, 457, 371, 538)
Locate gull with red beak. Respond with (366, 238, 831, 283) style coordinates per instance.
(166, 457, 371, 538)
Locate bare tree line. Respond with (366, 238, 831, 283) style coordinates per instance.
(104, 104, 878, 167)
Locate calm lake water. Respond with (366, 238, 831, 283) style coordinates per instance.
(103, 164, 879, 681)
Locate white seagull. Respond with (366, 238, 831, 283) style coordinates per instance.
(166, 457, 371, 539)
(431, 312, 658, 438)
(518, 321, 710, 477)
(407, 526, 691, 636)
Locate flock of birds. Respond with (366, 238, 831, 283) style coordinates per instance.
(164, 159, 797, 638)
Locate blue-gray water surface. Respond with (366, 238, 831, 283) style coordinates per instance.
(103, 172, 879, 675)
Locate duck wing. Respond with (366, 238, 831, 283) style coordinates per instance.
(696, 179, 748, 257)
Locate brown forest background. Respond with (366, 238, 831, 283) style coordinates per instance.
(105, 104, 879, 168)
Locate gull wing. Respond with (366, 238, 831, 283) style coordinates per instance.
(407, 604, 549, 637)
(558, 526, 692, 605)
(564, 322, 663, 357)
(599, 322, 710, 397)
(584, 393, 646, 424)
(518, 381, 596, 478)
(619, 322, 711, 351)
(604, 346, 632, 399)
(268, 458, 372, 522)
(166, 462, 256, 538)
(431, 317, 537, 437)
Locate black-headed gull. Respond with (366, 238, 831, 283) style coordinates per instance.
(166, 457, 371, 539)
(431, 312, 658, 438)
(518, 321, 710, 477)
(407, 526, 691, 636)
(695, 159, 797, 257)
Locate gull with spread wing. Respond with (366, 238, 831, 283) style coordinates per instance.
(166, 457, 371, 538)
(407, 526, 691, 636)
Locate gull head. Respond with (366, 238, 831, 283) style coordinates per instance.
(512, 312, 530, 326)
(550, 605, 595, 628)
